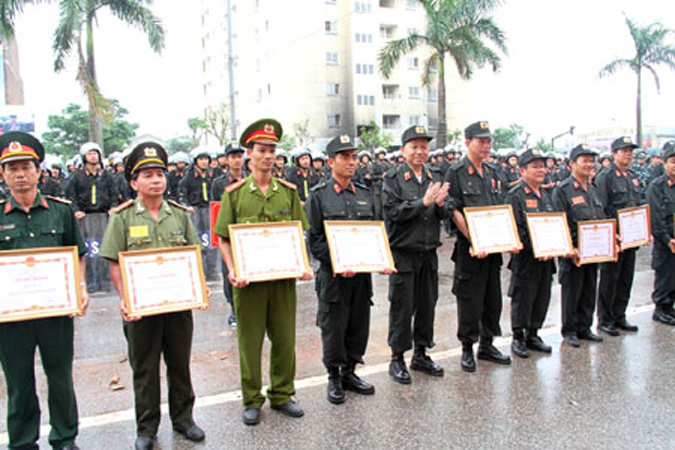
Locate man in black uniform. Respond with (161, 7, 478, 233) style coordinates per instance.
(552, 144, 606, 347)
(647, 142, 675, 325)
(287, 148, 320, 206)
(308, 135, 391, 404)
(167, 152, 189, 201)
(371, 148, 389, 219)
(445, 121, 511, 372)
(382, 125, 450, 384)
(211, 142, 245, 327)
(594, 136, 641, 336)
(506, 149, 560, 358)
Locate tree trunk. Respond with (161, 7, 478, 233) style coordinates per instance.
(86, 14, 104, 149)
(436, 55, 447, 148)
(636, 68, 642, 148)
(3, 35, 24, 105)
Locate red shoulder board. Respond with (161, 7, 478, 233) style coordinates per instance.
(277, 178, 297, 190)
(225, 179, 246, 193)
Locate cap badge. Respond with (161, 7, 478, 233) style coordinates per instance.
(532, 149, 540, 156)
(264, 123, 275, 134)
(340, 135, 350, 144)
(144, 147, 157, 157)
(623, 137, 631, 143)
(415, 126, 425, 134)
(9, 142, 21, 153)
(480, 121, 489, 129)
(582, 144, 590, 150)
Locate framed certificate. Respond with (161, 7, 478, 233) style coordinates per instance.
(526, 212, 574, 258)
(0, 246, 83, 323)
(617, 205, 651, 250)
(229, 221, 310, 282)
(119, 245, 208, 318)
(463, 205, 522, 255)
(324, 221, 395, 274)
(578, 219, 617, 265)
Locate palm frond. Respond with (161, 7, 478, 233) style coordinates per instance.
(643, 64, 661, 93)
(598, 59, 634, 78)
(1, 0, 51, 38)
(52, 0, 84, 72)
(378, 33, 425, 78)
(106, 0, 165, 53)
(421, 53, 439, 86)
(76, 43, 112, 124)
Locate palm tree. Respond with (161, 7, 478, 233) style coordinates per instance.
(599, 17, 675, 147)
(378, 0, 507, 148)
(53, 0, 165, 147)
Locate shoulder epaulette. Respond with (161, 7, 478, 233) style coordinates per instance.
(277, 178, 297, 190)
(385, 167, 398, 178)
(310, 181, 328, 192)
(0, 199, 6, 205)
(44, 195, 72, 205)
(225, 179, 246, 193)
(353, 181, 370, 191)
(111, 199, 134, 214)
(167, 199, 190, 211)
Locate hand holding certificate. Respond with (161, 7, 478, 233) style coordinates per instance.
(577, 219, 618, 265)
(617, 205, 651, 250)
(525, 213, 574, 258)
(324, 221, 395, 274)
(464, 205, 522, 255)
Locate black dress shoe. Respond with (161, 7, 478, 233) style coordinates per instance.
(563, 334, 580, 348)
(526, 335, 552, 353)
(135, 436, 154, 450)
(342, 370, 375, 395)
(388, 357, 412, 384)
(477, 344, 512, 365)
(578, 330, 603, 342)
(511, 338, 529, 358)
(598, 323, 620, 336)
(327, 371, 345, 404)
(615, 318, 638, 332)
(175, 424, 205, 442)
(653, 308, 675, 325)
(271, 401, 304, 418)
(242, 407, 261, 425)
(410, 354, 444, 377)
(461, 347, 476, 373)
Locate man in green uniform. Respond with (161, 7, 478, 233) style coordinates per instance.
(99, 142, 205, 450)
(0, 131, 88, 450)
(214, 119, 311, 426)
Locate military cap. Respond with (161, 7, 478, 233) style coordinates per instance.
(225, 142, 244, 156)
(464, 121, 492, 139)
(401, 125, 433, 146)
(240, 118, 283, 147)
(0, 131, 45, 164)
(662, 141, 675, 160)
(569, 143, 597, 162)
(124, 141, 168, 181)
(611, 136, 638, 152)
(519, 148, 547, 167)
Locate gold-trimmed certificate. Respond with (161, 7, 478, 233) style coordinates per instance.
(617, 205, 651, 250)
(525, 212, 574, 258)
(0, 246, 83, 323)
(578, 219, 617, 265)
(119, 245, 208, 318)
(324, 220, 395, 274)
(463, 205, 522, 255)
(229, 221, 310, 282)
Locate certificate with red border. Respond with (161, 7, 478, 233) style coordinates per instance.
(617, 205, 651, 250)
(324, 220, 395, 274)
(578, 219, 617, 265)
(464, 205, 522, 255)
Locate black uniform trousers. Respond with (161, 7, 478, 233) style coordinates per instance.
(559, 259, 598, 336)
(123, 311, 195, 437)
(189, 206, 218, 281)
(316, 267, 372, 369)
(80, 212, 111, 292)
(652, 245, 675, 308)
(509, 257, 553, 331)
(220, 256, 234, 309)
(0, 317, 77, 450)
(388, 249, 438, 354)
(598, 248, 636, 326)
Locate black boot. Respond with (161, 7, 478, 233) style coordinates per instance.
(410, 346, 444, 376)
(388, 353, 411, 384)
(342, 362, 375, 395)
(511, 329, 529, 359)
(477, 337, 511, 365)
(461, 343, 476, 373)
(526, 329, 552, 353)
(327, 368, 345, 404)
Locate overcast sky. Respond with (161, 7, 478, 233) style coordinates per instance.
(10, 0, 675, 147)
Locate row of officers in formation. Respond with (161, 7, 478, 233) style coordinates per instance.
(1, 120, 675, 450)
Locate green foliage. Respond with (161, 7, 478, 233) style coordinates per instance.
(188, 103, 232, 147)
(41, 101, 139, 157)
(535, 138, 554, 152)
(166, 137, 195, 154)
(357, 121, 393, 151)
(492, 124, 524, 150)
(277, 134, 294, 151)
(447, 129, 462, 145)
(291, 119, 312, 148)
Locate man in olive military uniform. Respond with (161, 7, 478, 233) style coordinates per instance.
(553, 144, 607, 347)
(308, 135, 392, 404)
(0, 131, 88, 450)
(647, 142, 675, 325)
(211, 142, 246, 327)
(215, 119, 311, 425)
(100, 141, 205, 450)
(506, 149, 560, 358)
(594, 136, 642, 336)
(382, 125, 450, 384)
(445, 121, 511, 373)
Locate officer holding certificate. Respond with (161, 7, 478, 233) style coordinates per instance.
(100, 141, 205, 450)
(0, 131, 88, 450)
(552, 144, 606, 348)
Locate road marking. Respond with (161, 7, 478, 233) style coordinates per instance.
(0, 303, 655, 444)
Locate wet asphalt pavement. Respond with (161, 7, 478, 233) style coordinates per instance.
(1, 238, 674, 449)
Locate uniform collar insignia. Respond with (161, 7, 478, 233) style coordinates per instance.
(39, 196, 49, 210)
(404, 171, 411, 181)
(349, 183, 356, 194)
(574, 181, 580, 189)
(524, 186, 531, 194)
(272, 180, 278, 192)
(616, 170, 622, 177)
(427, 170, 433, 180)
(468, 165, 475, 175)
(669, 179, 674, 187)
(334, 182, 342, 194)
(249, 181, 257, 192)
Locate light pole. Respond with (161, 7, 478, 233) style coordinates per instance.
(551, 126, 575, 151)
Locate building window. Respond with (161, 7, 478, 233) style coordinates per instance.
(355, 33, 373, 43)
(380, 25, 396, 39)
(406, 0, 417, 10)
(357, 95, 375, 106)
(357, 95, 363, 105)
(383, 114, 400, 129)
(427, 87, 438, 102)
(369, 95, 375, 105)
(356, 64, 362, 74)
(380, 0, 397, 8)
(328, 114, 341, 128)
(355, 1, 372, 13)
(355, 63, 375, 74)
(409, 115, 421, 126)
(327, 83, 340, 96)
(407, 27, 418, 35)
(408, 86, 420, 98)
(407, 56, 419, 69)
(382, 84, 399, 100)
(325, 20, 338, 34)
(326, 52, 339, 65)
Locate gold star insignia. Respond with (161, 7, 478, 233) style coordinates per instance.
(264, 123, 275, 134)
(415, 126, 425, 134)
(144, 147, 157, 157)
(340, 135, 350, 144)
(9, 141, 21, 152)
(480, 121, 489, 129)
